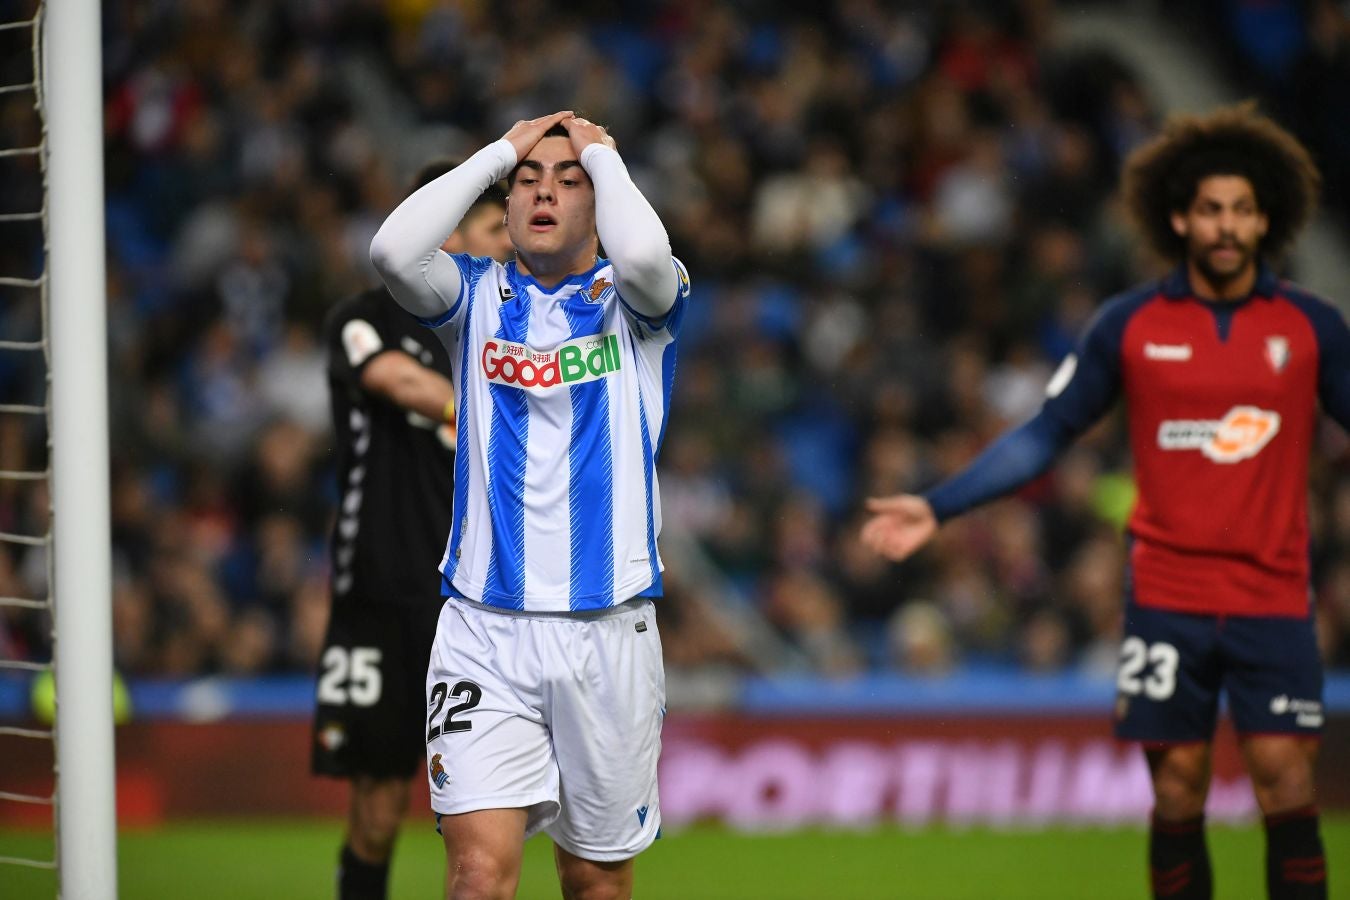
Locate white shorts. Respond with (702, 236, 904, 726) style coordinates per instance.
(425, 596, 665, 861)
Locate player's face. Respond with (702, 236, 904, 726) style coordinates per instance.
(506, 136, 598, 272)
(447, 203, 513, 262)
(1170, 175, 1268, 295)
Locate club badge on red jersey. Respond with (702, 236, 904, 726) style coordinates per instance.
(1264, 335, 1290, 373)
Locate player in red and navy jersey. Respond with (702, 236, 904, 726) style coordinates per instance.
(862, 104, 1345, 899)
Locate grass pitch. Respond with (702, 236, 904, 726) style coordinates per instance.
(2, 817, 1348, 898)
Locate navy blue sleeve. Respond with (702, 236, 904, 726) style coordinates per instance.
(922, 289, 1144, 522)
(1322, 327, 1350, 429)
(1288, 289, 1350, 429)
(924, 411, 1076, 521)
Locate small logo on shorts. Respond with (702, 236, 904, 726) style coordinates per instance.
(636, 805, 649, 826)
(1269, 694, 1323, 727)
(635, 620, 648, 633)
(430, 753, 449, 788)
(318, 722, 346, 751)
(1114, 695, 1130, 721)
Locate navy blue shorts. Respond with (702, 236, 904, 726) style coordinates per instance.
(1112, 600, 1324, 743)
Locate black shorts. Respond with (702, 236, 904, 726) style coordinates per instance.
(1113, 599, 1324, 743)
(311, 595, 445, 779)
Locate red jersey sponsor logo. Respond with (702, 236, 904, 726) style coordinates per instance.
(1156, 405, 1281, 463)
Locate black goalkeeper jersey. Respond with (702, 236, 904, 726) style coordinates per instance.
(324, 287, 456, 606)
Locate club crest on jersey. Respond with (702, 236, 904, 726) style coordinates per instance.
(430, 753, 449, 788)
(481, 334, 622, 392)
(499, 284, 515, 304)
(1156, 405, 1281, 463)
(1264, 335, 1290, 373)
(587, 277, 612, 303)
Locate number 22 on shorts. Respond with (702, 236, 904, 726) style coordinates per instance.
(426, 680, 483, 742)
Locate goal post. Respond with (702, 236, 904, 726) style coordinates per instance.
(45, 0, 117, 894)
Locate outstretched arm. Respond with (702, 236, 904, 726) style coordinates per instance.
(861, 290, 1137, 562)
(861, 409, 1082, 562)
(922, 411, 1078, 522)
(860, 494, 939, 562)
(566, 117, 678, 319)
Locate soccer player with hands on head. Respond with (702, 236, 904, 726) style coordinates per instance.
(313, 159, 512, 900)
(371, 111, 690, 899)
(863, 104, 1347, 900)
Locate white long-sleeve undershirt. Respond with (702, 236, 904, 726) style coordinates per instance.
(369, 138, 677, 322)
(369, 140, 515, 321)
(579, 142, 678, 318)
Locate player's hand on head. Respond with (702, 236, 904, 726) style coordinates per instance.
(563, 116, 616, 155)
(502, 111, 574, 162)
(860, 494, 938, 561)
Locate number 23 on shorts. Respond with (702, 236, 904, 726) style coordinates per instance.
(1117, 636, 1180, 701)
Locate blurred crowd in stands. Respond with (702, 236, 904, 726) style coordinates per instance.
(1, 0, 1349, 684)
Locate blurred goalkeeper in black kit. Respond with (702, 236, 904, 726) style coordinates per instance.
(311, 160, 512, 900)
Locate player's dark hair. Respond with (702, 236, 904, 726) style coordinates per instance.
(506, 122, 578, 187)
(407, 156, 507, 208)
(1120, 102, 1320, 262)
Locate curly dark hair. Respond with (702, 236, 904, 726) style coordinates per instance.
(1121, 102, 1321, 262)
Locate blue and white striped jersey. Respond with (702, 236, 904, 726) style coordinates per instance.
(423, 255, 690, 611)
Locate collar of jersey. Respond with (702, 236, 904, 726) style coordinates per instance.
(1160, 261, 1278, 304)
(506, 258, 609, 295)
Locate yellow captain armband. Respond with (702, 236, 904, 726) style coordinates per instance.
(443, 398, 456, 423)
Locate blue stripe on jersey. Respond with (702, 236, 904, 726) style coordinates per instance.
(563, 302, 615, 610)
(483, 294, 532, 608)
(636, 375, 661, 594)
(440, 256, 499, 591)
(656, 340, 678, 456)
(441, 263, 488, 590)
